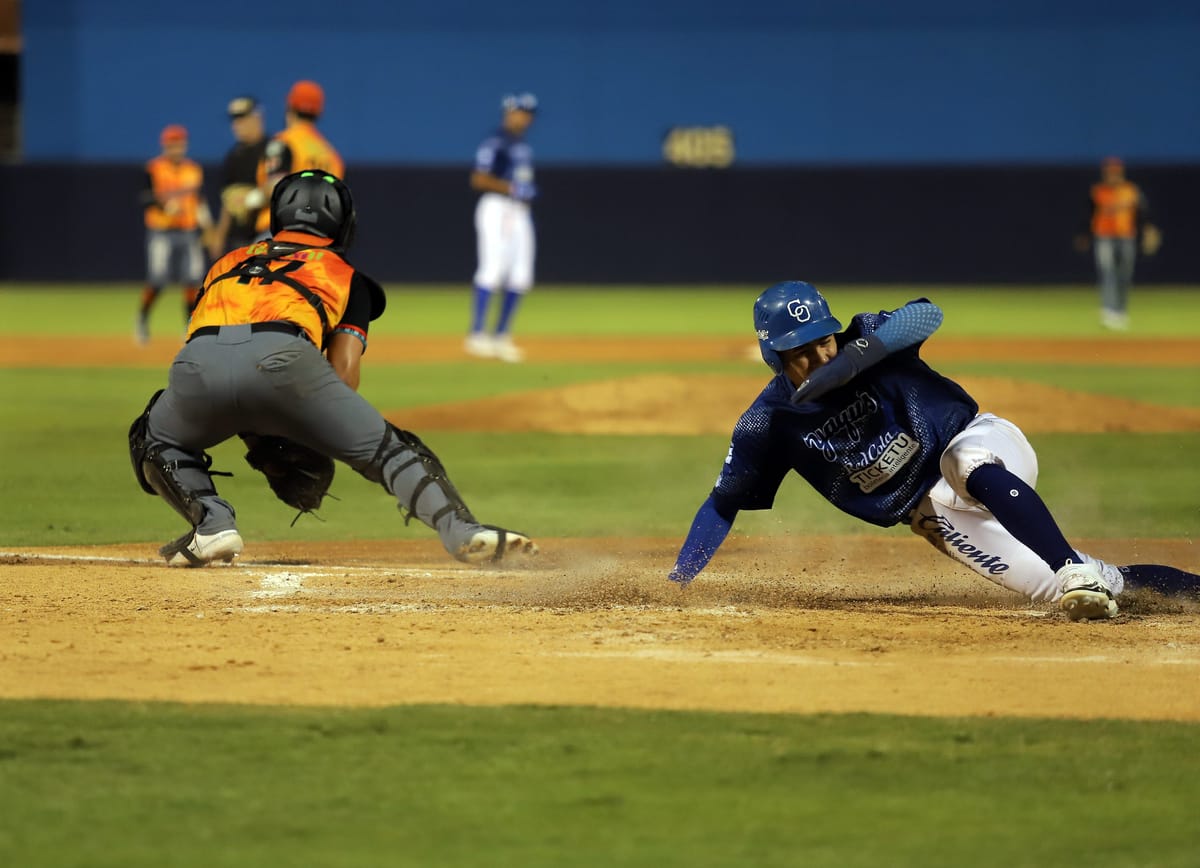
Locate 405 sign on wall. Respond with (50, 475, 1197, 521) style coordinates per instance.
(662, 126, 735, 168)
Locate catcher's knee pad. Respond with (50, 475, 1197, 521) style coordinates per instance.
(128, 389, 165, 494)
(128, 390, 222, 525)
(363, 423, 475, 527)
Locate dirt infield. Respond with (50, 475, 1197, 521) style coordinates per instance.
(2, 334, 1198, 721)
(2, 537, 1199, 720)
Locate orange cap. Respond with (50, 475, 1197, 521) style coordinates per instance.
(287, 80, 325, 116)
(160, 124, 188, 145)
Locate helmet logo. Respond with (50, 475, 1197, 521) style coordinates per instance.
(786, 300, 812, 322)
(756, 329, 769, 340)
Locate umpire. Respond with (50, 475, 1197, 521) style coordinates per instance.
(207, 96, 269, 258)
(129, 170, 538, 567)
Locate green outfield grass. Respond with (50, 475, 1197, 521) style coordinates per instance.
(2, 701, 1199, 868)
(1, 284, 1197, 545)
(1, 283, 1198, 867)
(4, 283, 1200, 337)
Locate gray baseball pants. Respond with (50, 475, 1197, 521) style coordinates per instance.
(145, 324, 483, 553)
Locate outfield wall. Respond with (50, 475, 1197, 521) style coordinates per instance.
(22, 1, 1200, 165)
(1, 163, 1197, 284)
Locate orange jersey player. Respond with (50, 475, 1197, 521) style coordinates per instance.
(136, 124, 213, 344)
(247, 80, 344, 236)
(1074, 157, 1161, 330)
(128, 171, 536, 569)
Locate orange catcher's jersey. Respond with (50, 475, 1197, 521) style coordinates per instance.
(255, 123, 345, 232)
(1090, 181, 1140, 239)
(144, 156, 205, 231)
(189, 231, 355, 347)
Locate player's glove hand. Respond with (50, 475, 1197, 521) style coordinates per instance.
(510, 181, 538, 202)
(790, 334, 888, 405)
(240, 432, 335, 520)
(1141, 225, 1163, 256)
(221, 183, 257, 222)
(668, 568, 695, 588)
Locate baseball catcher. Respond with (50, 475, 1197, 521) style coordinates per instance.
(128, 170, 537, 567)
(668, 280, 1200, 620)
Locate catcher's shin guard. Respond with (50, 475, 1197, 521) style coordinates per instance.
(361, 424, 476, 530)
(139, 444, 226, 528)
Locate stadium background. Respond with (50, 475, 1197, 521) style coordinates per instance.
(3, 0, 1199, 283)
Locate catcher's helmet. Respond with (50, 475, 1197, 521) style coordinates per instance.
(270, 170, 356, 248)
(753, 281, 843, 374)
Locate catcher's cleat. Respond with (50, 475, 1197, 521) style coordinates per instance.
(1057, 562, 1118, 621)
(160, 528, 244, 567)
(456, 526, 538, 564)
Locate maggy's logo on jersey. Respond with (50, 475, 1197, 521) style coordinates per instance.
(786, 300, 812, 322)
(802, 390, 878, 460)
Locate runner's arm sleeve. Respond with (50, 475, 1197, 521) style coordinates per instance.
(791, 301, 942, 404)
(668, 495, 738, 586)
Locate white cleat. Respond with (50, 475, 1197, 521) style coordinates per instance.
(160, 528, 244, 567)
(1100, 310, 1129, 331)
(464, 332, 495, 359)
(491, 335, 525, 363)
(1057, 562, 1118, 621)
(456, 526, 538, 564)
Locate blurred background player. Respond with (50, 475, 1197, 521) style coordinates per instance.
(244, 80, 344, 240)
(207, 95, 269, 258)
(465, 92, 538, 363)
(136, 124, 212, 344)
(1074, 156, 1161, 330)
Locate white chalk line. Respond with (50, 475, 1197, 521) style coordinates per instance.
(555, 647, 1200, 667)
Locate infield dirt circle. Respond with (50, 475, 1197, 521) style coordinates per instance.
(2, 335, 1198, 720)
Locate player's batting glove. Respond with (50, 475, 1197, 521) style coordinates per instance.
(668, 568, 694, 588)
(511, 181, 538, 202)
(790, 334, 888, 405)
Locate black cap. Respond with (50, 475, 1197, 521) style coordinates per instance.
(227, 96, 260, 119)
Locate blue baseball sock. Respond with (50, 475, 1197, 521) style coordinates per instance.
(470, 285, 493, 334)
(965, 463, 1078, 572)
(495, 289, 523, 335)
(1118, 565, 1200, 595)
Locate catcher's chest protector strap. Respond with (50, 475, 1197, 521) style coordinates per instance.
(202, 249, 332, 338)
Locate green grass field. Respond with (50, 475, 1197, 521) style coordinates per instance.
(1, 283, 1199, 867)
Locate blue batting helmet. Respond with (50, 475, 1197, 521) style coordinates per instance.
(502, 92, 538, 114)
(753, 281, 843, 374)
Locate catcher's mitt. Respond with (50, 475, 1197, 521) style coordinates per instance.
(221, 183, 257, 222)
(240, 433, 334, 519)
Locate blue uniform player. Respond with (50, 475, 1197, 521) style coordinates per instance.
(465, 92, 538, 363)
(669, 281, 1200, 620)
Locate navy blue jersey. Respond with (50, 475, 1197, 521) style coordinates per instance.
(712, 307, 979, 527)
(474, 128, 534, 186)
